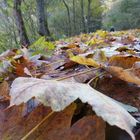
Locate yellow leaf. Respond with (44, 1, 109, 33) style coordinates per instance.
(70, 56, 99, 67)
(66, 50, 74, 58)
(95, 30, 108, 38)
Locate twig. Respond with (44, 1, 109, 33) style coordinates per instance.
(88, 71, 106, 86)
(55, 67, 100, 81)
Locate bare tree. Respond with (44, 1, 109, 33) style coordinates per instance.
(72, 0, 76, 34)
(81, 0, 86, 33)
(62, 0, 72, 36)
(13, 0, 30, 47)
(36, 0, 51, 37)
(87, 0, 92, 32)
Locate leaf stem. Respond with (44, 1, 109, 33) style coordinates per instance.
(21, 111, 56, 140)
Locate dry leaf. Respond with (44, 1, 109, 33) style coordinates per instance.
(105, 66, 140, 85)
(0, 50, 16, 61)
(70, 56, 99, 67)
(132, 62, 140, 78)
(94, 50, 107, 63)
(93, 75, 140, 109)
(59, 115, 105, 140)
(121, 35, 136, 45)
(109, 55, 140, 69)
(11, 56, 35, 76)
(0, 81, 10, 109)
(0, 81, 9, 98)
(0, 104, 52, 140)
(25, 103, 76, 140)
(10, 77, 138, 140)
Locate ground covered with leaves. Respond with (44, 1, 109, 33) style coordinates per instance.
(1, 30, 140, 140)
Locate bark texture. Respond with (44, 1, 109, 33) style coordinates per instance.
(13, 0, 30, 47)
(81, 0, 86, 33)
(63, 0, 72, 36)
(36, 0, 51, 36)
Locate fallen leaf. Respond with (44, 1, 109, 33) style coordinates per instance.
(59, 115, 105, 140)
(116, 46, 129, 52)
(93, 50, 107, 63)
(11, 56, 35, 76)
(121, 35, 136, 45)
(92, 75, 140, 109)
(24, 67, 32, 77)
(0, 81, 9, 98)
(109, 55, 140, 69)
(106, 125, 132, 140)
(55, 60, 77, 70)
(105, 66, 140, 85)
(24, 103, 76, 140)
(0, 60, 12, 74)
(132, 62, 140, 78)
(0, 50, 16, 61)
(0, 81, 10, 109)
(70, 56, 99, 67)
(10, 77, 138, 140)
(0, 104, 52, 140)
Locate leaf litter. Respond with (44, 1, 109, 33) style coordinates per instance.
(0, 30, 140, 140)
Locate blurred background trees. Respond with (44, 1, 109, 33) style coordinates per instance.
(0, 0, 140, 52)
(103, 0, 140, 30)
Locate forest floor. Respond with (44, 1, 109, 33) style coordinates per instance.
(0, 30, 140, 140)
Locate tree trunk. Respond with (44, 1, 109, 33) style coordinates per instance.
(13, 0, 30, 47)
(81, 0, 86, 33)
(87, 0, 92, 32)
(62, 0, 71, 36)
(36, 0, 51, 37)
(73, 0, 76, 35)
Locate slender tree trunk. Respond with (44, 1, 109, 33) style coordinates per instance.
(81, 0, 86, 33)
(12, 18, 18, 46)
(1, 1, 18, 46)
(36, 0, 51, 37)
(73, 0, 76, 35)
(62, 0, 71, 36)
(13, 0, 30, 47)
(87, 0, 92, 32)
(23, 1, 37, 40)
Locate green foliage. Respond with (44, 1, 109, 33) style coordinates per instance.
(47, 0, 103, 37)
(103, 0, 140, 30)
(0, 0, 103, 52)
(30, 37, 55, 56)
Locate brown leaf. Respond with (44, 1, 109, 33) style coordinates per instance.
(55, 60, 77, 70)
(132, 62, 140, 78)
(105, 65, 140, 85)
(22, 103, 76, 140)
(0, 81, 9, 98)
(121, 35, 136, 45)
(93, 75, 140, 109)
(60, 115, 105, 140)
(21, 104, 105, 140)
(10, 77, 138, 140)
(0, 104, 26, 140)
(106, 125, 132, 140)
(0, 81, 10, 109)
(11, 56, 35, 76)
(109, 55, 140, 69)
(0, 104, 52, 140)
